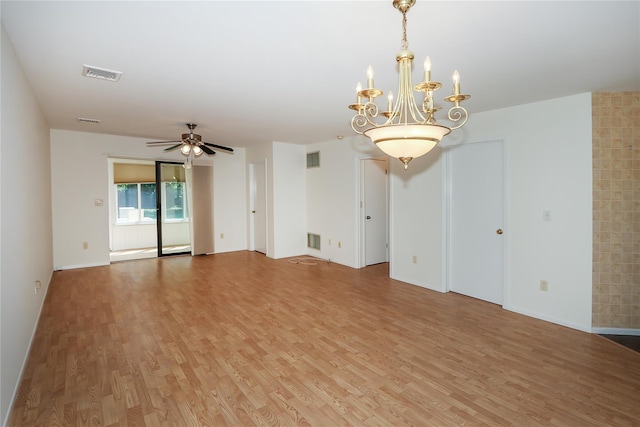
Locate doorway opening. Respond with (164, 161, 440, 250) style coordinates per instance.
(249, 160, 267, 255)
(359, 157, 389, 268)
(108, 158, 191, 262)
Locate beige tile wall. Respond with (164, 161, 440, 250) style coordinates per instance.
(592, 92, 640, 329)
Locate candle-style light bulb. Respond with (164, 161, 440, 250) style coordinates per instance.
(424, 56, 432, 82)
(366, 65, 374, 89)
(387, 91, 394, 111)
(453, 70, 461, 95)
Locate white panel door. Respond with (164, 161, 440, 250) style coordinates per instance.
(449, 141, 504, 304)
(251, 161, 267, 254)
(364, 159, 388, 266)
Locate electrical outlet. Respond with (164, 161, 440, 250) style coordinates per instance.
(338, 242, 342, 248)
(540, 280, 548, 292)
(412, 255, 417, 264)
(329, 238, 332, 245)
(35, 280, 41, 294)
(83, 242, 88, 250)
(220, 233, 224, 239)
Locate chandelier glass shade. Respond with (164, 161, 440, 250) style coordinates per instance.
(349, 0, 470, 169)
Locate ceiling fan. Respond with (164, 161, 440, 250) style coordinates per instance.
(146, 123, 233, 166)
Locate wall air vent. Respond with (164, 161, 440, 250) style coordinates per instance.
(307, 151, 320, 168)
(307, 233, 321, 250)
(82, 65, 123, 82)
(77, 117, 101, 124)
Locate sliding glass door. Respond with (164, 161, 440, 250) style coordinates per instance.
(156, 162, 191, 257)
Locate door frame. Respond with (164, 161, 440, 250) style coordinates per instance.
(358, 156, 390, 269)
(156, 161, 192, 257)
(443, 139, 509, 305)
(249, 160, 268, 255)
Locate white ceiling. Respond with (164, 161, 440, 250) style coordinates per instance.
(2, 1, 639, 149)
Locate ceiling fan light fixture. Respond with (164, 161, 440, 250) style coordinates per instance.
(146, 123, 234, 161)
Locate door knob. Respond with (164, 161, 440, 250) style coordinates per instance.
(252, 210, 256, 213)
(496, 228, 503, 235)
(366, 215, 371, 219)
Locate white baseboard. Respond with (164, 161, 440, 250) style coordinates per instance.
(591, 327, 640, 336)
(503, 304, 592, 333)
(3, 270, 53, 427)
(54, 261, 110, 270)
(390, 274, 446, 293)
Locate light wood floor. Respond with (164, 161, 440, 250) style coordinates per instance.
(8, 251, 640, 426)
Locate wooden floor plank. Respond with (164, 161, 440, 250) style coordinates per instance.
(8, 251, 640, 426)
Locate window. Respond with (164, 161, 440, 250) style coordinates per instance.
(141, 183, 157, 221)
(163, 182, 187, 221)
(117, 183, 143, 223)
(115, 181, 188, 224)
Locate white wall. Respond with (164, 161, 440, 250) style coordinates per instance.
(111, 223, 190, 250)
(453, 93, 593, 331)
(111, 224, 157, 250)
(245, 141, 308, 260)
(389, 146, 445, 290)
(50, 130, 247, 269)
(272, 141, 306, 259)
(1, 25, 53, 424)
(305, 136, 381, 268)
(304, 135, 446, 279)
(213, 147, 247, 253)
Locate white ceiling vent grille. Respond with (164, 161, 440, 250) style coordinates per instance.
(82, 65, 122, 82)
(77, 117, 101, 124)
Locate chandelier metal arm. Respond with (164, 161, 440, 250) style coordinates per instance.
(350, 100, 382, 135)
(447, 105, 469, 130)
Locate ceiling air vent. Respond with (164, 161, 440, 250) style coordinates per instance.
(82, 65, 122, 82)
(77, 117, 101, 124)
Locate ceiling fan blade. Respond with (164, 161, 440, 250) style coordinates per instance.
(146, 140, 182, 146)
(200, 145, 216, 156)
(203, 142, 234, 152)
(163, 144, 183, 152)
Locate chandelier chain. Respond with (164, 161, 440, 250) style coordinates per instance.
(401, 10, 408, 50)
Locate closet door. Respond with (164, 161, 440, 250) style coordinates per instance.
(448, 140, 505, 305)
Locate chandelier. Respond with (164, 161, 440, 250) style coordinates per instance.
(348, 0, 470, 170)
